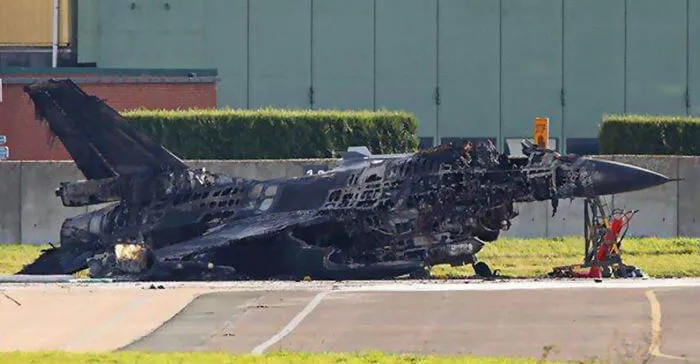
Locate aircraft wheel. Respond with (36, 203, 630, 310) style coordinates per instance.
(473, 261, 492, 278)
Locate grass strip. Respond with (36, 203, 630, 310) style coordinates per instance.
(2, 237, 699, 278)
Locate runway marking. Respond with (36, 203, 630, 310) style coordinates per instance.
(645, 290, 699, 362)
(199, 296, 264, 350)
(251, 291, 329, 355)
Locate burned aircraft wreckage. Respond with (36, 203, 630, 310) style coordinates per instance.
(18, 79, 671, 281)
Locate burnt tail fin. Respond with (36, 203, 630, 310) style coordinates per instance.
(23, 79, 187, 179)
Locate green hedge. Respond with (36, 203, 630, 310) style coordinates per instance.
(122, 108, 419, 159)
(599, 114, 700, 155)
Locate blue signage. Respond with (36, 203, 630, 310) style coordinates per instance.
(0, 146, 8, 160)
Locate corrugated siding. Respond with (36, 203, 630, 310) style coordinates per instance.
(0, 0, 71, 46)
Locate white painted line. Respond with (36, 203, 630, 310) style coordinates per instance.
(251, 291, 329, 355)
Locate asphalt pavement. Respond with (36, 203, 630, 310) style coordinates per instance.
(2, 279, 700, 362)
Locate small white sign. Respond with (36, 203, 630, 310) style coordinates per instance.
(0, 135, 6, 145)
(0, 146, 8, 160)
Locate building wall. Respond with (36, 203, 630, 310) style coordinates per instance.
(0, 69, 217, 160)
(76, 0, 700, 154)
(0, 0, 72, 46)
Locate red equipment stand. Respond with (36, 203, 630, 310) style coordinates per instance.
(549, 196, 645, 278)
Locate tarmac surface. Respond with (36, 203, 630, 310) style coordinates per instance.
(2, 278, 700, 362)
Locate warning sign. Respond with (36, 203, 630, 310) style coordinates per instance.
(534, 117, 549, 149)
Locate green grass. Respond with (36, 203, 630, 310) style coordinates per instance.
(432, 236, 700, 279)
(3, 237, 700, 279)
(0, 351, 566, 364)
(0, 244, 52, 276)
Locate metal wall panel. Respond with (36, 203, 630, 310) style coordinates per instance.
(690, 0, 700, 115)
(438, 0, 500, 144)
(0, 0, 71, 46)
(501, 0, 562, 146)
(312, 0, 374, 110)
(203, 0, 248, 108)
(97, 0, 206, 68)
(77, 0, 99, 63)
(375, 0, 437, 139)
(563, 0, 625, 139)
(93, 1, 143, 66)
(626, 0, 687, 114)
(249, 0, 311, 109)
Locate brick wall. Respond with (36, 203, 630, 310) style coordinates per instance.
(0, 78, 216, 160)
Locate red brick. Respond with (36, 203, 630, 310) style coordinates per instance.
(0, 79, 216, 160)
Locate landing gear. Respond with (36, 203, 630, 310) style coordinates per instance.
(473, 261, 493, 278)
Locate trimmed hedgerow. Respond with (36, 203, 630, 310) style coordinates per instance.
(599, 114, 700, 155)
(122, 108, 419, 159)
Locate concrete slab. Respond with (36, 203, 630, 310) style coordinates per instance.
(124, 290, 317, 352)
(249, 161, 292, 180)
(0, 287, 202, 352)
(0, 162, 21, 244)
(654, 288, 700, 360)
(678, 157, 700, 237)
(611, 156, 678, 237)
(202, 290, 318, 352)
(123, 291, 264, 352)
(187, 160, 239, 177)
(547, 197, 589, 237)
(502, 201, 549, 238)
(273, 289, 651, 362)
(285, 159, 338, 177)
(2, 281, 700, 360)
(20, 162, 86, 244)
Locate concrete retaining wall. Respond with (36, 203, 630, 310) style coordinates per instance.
(0, 156, 694, 244)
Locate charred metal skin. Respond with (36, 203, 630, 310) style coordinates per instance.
(17, 80, 672, 281)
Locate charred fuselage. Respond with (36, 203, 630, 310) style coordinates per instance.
(18, 79, 672, 281)
(26, 139, 669, 281)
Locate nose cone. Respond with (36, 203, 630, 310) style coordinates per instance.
(573, 158, 671, 197)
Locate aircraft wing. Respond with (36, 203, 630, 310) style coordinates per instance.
(154, 210, 332, 261)
(23, 79, 188, 179)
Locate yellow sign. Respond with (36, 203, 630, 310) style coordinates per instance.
(533, 117, 549, 148)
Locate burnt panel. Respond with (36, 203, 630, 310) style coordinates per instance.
(273, 171, 351, 212)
